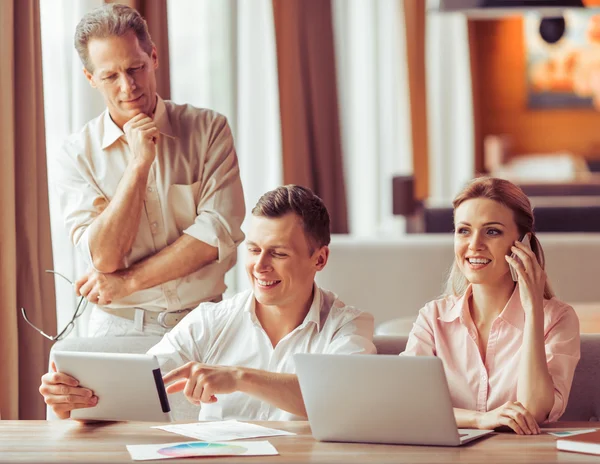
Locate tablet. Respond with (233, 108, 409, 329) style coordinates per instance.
(53, 351, 173, 422)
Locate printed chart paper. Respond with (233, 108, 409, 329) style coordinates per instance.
(126, 440, 278, 461)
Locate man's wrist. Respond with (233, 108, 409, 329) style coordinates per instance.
(128, 157, 153, 177)
(119, 267, 139, 296)
(234, 367, 250, 393)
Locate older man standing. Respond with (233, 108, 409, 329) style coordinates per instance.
(55, 4, 245, 337)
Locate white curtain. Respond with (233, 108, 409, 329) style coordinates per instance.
(167, 0, 236, 127)
(234, 0, 282, 292)
(40, 0, 105, 336)
(426, 13, 475, 204)
(168, 0, 282, 295)
(332, 0, 413, 237)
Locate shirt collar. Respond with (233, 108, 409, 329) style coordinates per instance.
(438, 285, 471, 323)
(300, 282, 322, 331)
(438, 283, 525, 331)
(498, 284, 525, 331)
(244, 292, 258, 323)
(101, 108, 124, 150)
(245, 282, 323, 332)
(153, 96, 175, 138)
(100, 95, 175, 150)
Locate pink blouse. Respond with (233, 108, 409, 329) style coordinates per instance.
(402, 285, 580, 422)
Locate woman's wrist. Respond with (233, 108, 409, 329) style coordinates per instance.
(523, 295, 544, 318)
(472, 411, 485, 429)
(523, 306, 545, 329)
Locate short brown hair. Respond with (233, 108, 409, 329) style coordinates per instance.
(445, 177, 554, 299)
(252, 185, 330, 252)
(74, 4, 154, 72)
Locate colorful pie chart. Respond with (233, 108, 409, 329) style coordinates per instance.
(157, 442, 247, 457)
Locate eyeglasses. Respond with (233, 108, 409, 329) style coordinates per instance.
(20, 270, 89, 341)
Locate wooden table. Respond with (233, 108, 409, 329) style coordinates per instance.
(0, 421, 598, 463)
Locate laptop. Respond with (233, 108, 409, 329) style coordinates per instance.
(53, 351, 173, 422)
(294, 353, 493, 446)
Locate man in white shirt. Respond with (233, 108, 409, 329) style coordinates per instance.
(54, 4, 245, 337)
(40, 185, 376, 420)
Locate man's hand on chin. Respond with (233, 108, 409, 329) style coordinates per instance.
(123, 113, 158, 166)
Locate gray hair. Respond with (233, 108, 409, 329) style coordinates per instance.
(74, 3, 154, 72)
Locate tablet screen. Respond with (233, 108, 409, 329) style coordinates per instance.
(53, 351, 173, 422)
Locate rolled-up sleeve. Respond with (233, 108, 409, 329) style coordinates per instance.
(401, 305, 437, 357)
(545, 306, 581, 422)
(147, 306, 209, 373)
(53, 141, 104, 270)
(183, 115, 245, 263)
(325, 311, 376, 355)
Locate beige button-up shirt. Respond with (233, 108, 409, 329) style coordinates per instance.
(54, 98, 245, 313)
(147, 284, 376, 421)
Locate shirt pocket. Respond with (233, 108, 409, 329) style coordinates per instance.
(168, 181, 202, 232)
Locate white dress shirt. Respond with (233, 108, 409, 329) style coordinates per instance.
(54, 98, 245, 313)
(147, 284, 376, 421)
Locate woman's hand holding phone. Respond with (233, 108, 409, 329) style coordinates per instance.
(509, 235, 530, 282)
(505, 234, 547, 317)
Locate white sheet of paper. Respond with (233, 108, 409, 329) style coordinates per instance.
(126, 440, 278, 461)
(546, 428, 597, 437)
(152, 420, 296, 442)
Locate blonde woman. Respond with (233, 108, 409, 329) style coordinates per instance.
(403, 177, 580, 434)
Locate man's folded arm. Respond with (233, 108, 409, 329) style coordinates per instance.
(56, 141, 151, 273)
(120, 116, 246, 293)
(85, 159, 152, 273)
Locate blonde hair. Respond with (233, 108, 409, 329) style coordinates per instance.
(444, 177, 554, 299)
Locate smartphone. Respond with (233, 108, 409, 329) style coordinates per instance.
(509, 234, 531, 282)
